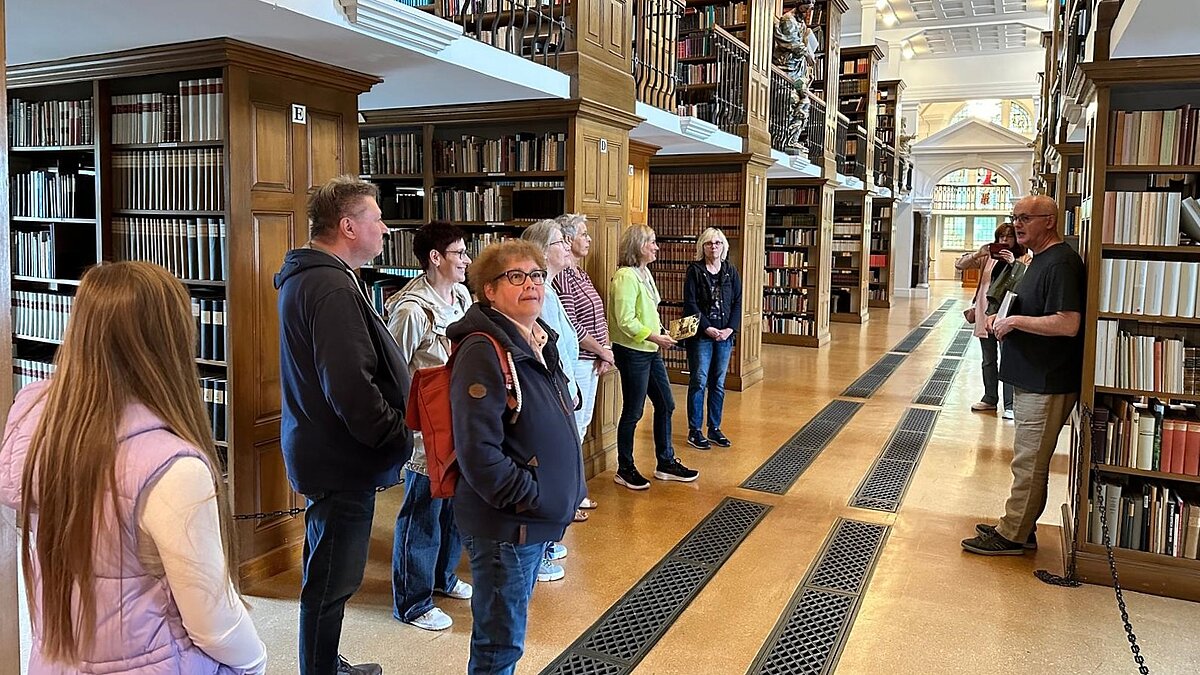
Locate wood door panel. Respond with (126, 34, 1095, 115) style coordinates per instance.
(307, 110, 345, 190)
(251, 101, 292, 192)
(604, 137, 624, 206)
(250, 210, 295, 422)
(253, 437, 296, 529)
(580, 140, 602, 206)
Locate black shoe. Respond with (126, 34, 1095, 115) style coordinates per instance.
(653, 459, 699, 482)
(707, 429, 732, 447)
(687, 429, 712, 450)
(961, 529, 1025, 556)
(975, 523, 1037, 550)
(338, 656, 383, 675)
(614, 467, 650, 491)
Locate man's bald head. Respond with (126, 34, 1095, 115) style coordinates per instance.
(1011, 194, 1061, 253)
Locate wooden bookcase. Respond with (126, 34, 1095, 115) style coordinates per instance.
(1069, 56, 1200, 602)
(680, 0, 750, 43)
(647, 155, 765, 389)
(830, 191, 870, 323)
(7, 39, 377, 584)
(763, 178, 833, 347)
(1055, 141, 1084, 247)
(867, 197, 893, 308)
(837, 45, 882, 186)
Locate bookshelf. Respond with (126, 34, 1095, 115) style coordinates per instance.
(830, 191, 870, 323)
(680, 0, 749, 42)
(837, 45, 882, 186)
(1070, 56, 1200, 602)
(7, 39, 377, 584)
(763, 178, 833, 347)
(867, 198, 893, 308)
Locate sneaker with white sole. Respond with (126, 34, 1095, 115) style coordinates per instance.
(1002, 408, 1015, 420)
(653, 459, 699, 482)
(436, 579, 473, 600)
(537, 558, 564, 582)
(614, 467, 650, 491)
(546, 542, 568, 560)
(405, 607, 452, 631)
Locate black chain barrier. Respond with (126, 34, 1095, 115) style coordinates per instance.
(1034, 403, 1150, 674)
(231, 482, 400, 521)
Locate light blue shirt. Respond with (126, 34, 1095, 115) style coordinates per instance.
(541, 284, 580, 403)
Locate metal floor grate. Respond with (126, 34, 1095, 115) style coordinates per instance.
(913, 357, 963, 406)
(849, 407, 940, 512)
(740, 400, 863, 494)
(891, 327, 930, 353)
(841, 352, 907, 398)
(541, 498, 770, 675)
(944, 330, 974, 357)
(747, 519, 890, 675)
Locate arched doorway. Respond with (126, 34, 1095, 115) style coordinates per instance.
(930, 167, 1012, 281)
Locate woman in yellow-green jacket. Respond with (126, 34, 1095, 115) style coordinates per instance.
(608, 224, 700, 491)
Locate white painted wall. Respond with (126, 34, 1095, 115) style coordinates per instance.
(898, 51, 1044, 103)
(1111, 0, 1200, 59)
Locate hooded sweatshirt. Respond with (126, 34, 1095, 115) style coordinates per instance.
(447, 305, 586, 545)
(274, 247, 412, 493)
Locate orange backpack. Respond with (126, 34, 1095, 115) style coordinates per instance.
(406, 332, 520, 499)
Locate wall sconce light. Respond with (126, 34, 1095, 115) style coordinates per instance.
(882, 12, 898, 27)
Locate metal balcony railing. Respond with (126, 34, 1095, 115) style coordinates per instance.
(834, 112, 849, 175)
(769, 66, 792, 153)
(675, 26, 748, 133)
(429, 0, 574, 68)
(804, 93, 826, 163)
(633, 0, 684, 112)
(874, 139, 895, 190)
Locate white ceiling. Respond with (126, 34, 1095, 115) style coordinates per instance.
(848, 0, 1048, 56)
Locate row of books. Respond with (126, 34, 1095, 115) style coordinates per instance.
(112, 217, 227, 282)
(763, 290, 810, 314)
(765, 250, 805, 267)
(10, 168, 95, 219)
(13, 359, 56, 393)
(8, 98, 93, 147)
(379, 186, 425, 221)
(830, 240, 862, 253)
(467, 26, 566, 58)
(360, 133, 422, 176)
(192, 298, 227, 363)
(650, 173, 741, 205)
(838, 80, 869, 95)
(1097, 259, 1200, 318)
(841, 57, 869, 75)
(1088, 482, 1200, 559)
(12, 290, 73, 342)
(832, 223, 861, 237)
(868, 288, 889, 301)
(431, 133, 567, 174)
(432, 0, 565, 14)
(1108, 107, 1200, 167)
(430, 186, 531, 223)
(676, 101, 717, 120)
(1091, 398, 1200, 474)
(678, 63, 721, 86)
(764, 268, 809, 288)
(110, 79, 225, 144)
(1093, 321, 1195, 393)
(679, 4, 747, 32)
(677, 34, 715, 60)
(766, 187, 819, 206)
(766, 229, 814, 246)
(112, 148, 225, 212)
(764, 315, 817, 336)
(648, 206, 740, 233)
(376, 228, 418, 269)
(868, 254, 888, 268)
(1098, 191, 1187, 246)
(1065, 167, 1084, 194)
(12, 230, 53, 278)
(201, 377, 229, 445)
(766, 213, 818, 228)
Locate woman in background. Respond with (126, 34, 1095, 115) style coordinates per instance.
(956, 222, 1031, 419)
(608, 225, 699, 490)
(0, 261, 266, 674)
(682, 227, 742, 450)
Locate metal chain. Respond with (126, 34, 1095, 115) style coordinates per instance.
(1034, 403, 1150, 674)
(231, 482, 399, 521)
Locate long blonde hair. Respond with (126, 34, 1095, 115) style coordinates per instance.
(19, 261, 237, 663)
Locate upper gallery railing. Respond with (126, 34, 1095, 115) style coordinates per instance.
(676, 25, 749, 133)
(633, 0, 684, 112)
(804, 93, 827, 163)
(874, 139, 894, 190)
(834, 112, 849, 175)
(411, 0, 574, 68)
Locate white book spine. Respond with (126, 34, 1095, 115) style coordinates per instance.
(1181, 262, 1199, 318)
(1099, 258, 1114, 313)
(1163, 260, 1181, 317)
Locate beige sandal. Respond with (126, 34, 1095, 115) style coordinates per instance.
(579, 497, 598, 510)
(573, 509, 589, 523)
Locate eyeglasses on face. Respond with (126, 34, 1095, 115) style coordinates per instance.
(703, 241, 723, 247)
(494, 268, 547, 286)
(1009, 213, 1054, 225)
(443, 248, 470, 259)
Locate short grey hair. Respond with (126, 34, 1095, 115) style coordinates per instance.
(556, 213, 588, 240)
(694, 228, 729, 261)
(521, 219, 565, 253)
(618, 224, 656, 268)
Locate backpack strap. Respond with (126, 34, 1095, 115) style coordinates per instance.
(458, 332, 522, 423)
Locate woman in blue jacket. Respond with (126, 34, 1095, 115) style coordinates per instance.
(682, 227, 742, 450)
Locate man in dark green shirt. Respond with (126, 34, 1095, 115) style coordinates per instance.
(963, 194, 1085, 556)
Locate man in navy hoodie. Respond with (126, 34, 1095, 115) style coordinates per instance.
(275, 175, 411, 675)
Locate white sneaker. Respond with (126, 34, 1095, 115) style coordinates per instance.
(440, 579, 473, 600)
(1002, 408, 1015, 420)
(406, 607, 452, 631)
(537, 558, 565, 582)
(546, 542, 568, 561)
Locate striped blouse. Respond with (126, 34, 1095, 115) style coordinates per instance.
(552, 264, 610, 361)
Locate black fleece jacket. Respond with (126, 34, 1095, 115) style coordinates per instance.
(274, 248, 412, 493)
(448, 305, 586, 545)
(683, 259, 743, 335)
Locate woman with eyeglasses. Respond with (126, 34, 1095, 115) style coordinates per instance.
(608, 225, 700, 491)
(682, 227, 742, 450)
(447, 239, 585, 675)
(956, 221, 1031, 419)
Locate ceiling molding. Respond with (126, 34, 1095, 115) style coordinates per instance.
(903, 80, 1039, 103)
(678, 116, 719, 142)
(338, 0, 461, 56)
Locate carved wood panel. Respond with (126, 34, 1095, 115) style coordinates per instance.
(251, 102, 292, 192)
(307, 110, 345, 190)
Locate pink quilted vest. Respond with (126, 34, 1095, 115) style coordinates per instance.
(0, 380, 236, 674)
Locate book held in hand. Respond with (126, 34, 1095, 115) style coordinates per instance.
(668, 314, 699, 341)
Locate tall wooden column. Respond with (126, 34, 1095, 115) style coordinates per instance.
(0, 0, 17, 668)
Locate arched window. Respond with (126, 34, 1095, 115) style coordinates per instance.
(949, 100, 1034, 136)
(1008, 102, 1034, 135)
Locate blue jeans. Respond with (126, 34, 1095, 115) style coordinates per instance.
(392, 469, 462, 622)
(686, 336, 733, 433)
(462, 534, 546, 675)
(299, 489, 377, 675)
(612, 343, 677, 472)
(980, 335, 1014, 409)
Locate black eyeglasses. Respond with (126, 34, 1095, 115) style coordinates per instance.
(1009, 213, 1054, 225)
(494, 269, 547, 286)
